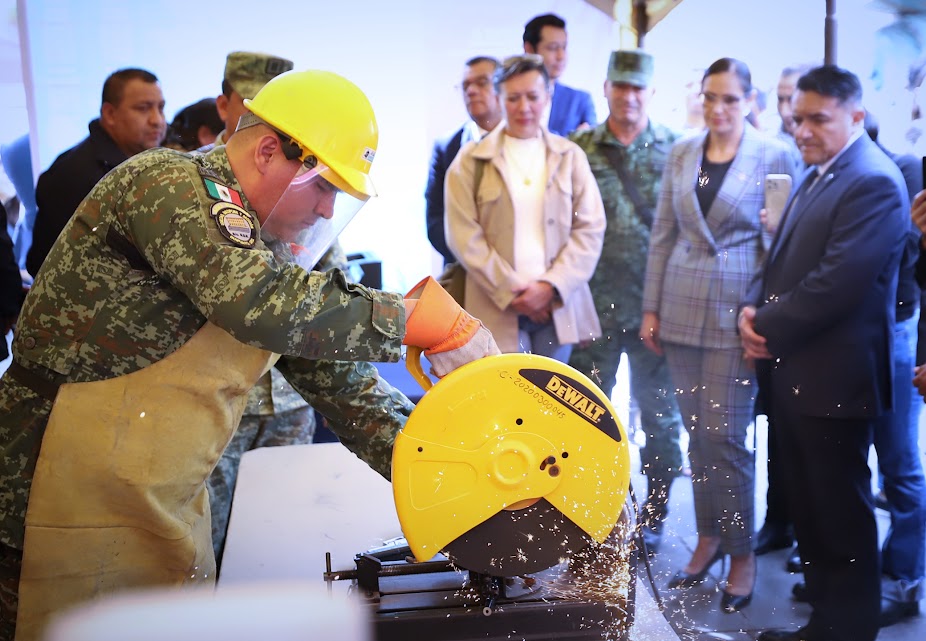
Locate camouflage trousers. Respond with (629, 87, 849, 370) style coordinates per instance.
(206, 408, 316, 571)
(0, 543, 21, 641)
(569, 327, 684, 479)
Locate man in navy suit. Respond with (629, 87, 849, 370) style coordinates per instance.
(740, 66, 908, 641)
(522, 13, 595, 136)
(425, 56, 503, 265)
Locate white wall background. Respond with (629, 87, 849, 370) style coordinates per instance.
(0, 0, 910, 291)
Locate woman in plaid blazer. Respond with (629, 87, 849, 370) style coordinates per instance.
(640, 58, 796, 613)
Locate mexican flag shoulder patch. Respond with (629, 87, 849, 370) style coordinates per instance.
(204, 178, 244, 206)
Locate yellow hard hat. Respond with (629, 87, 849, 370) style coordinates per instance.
(244, 70, 378, 199)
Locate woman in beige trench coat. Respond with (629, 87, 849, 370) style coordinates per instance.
(445, 54, 605, 360)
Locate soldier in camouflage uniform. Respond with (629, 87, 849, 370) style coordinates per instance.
(0, 69, 498, 641)
(201, 51, 351, 569)
(568, 50, 684, 553)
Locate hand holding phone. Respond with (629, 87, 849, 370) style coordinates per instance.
(764, 174, 793, 232)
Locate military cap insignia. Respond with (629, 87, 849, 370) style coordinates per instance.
(212, 201, 256, 247)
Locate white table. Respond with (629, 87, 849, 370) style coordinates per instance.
(220, 443, 402, 585)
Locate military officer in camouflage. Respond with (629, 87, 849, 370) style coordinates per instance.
(568, 50, 684, 553)
(0, 69, 498, 641)
(201, 51, 347, 569)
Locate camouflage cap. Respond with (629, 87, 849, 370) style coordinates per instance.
(224, 51, 294, 100)
(607, 50, 654, 87)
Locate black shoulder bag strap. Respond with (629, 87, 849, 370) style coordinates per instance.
(601, 144, 653, 228)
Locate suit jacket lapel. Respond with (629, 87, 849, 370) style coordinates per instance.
(768, 166, 817, 262)
(680, 131, 716, 246)
(704, 127, 762, 234)
(767, 135, 864, 264)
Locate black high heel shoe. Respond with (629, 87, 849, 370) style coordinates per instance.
(720, 555, 756, 613)
(721, 589, 753, 612)
(667, 547, 724, 589)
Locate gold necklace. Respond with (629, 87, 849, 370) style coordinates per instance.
(697, 165, 709, 188)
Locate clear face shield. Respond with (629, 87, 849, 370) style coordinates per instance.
(237, 112, 372, 271)
(260, 161, 367, 271)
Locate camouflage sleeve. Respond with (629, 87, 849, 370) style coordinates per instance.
(275, 355, 414, 480)
(121, 161, 405, 363)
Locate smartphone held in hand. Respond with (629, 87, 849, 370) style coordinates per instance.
(764, 174, 793, 231)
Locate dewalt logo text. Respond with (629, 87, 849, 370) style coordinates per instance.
(545, 375, 606, 423)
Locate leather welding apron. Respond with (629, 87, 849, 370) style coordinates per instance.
(15, 322, 277, 641)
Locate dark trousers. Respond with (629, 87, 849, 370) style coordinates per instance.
(757, 367, 790, 527)
(774, 393, 880, 641)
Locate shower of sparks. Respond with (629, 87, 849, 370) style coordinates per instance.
(540, 520, 635, 640)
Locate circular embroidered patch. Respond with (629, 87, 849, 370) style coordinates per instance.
(211, 202, 256, 247)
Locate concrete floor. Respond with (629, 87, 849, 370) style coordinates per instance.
(626, 413, 926, 641)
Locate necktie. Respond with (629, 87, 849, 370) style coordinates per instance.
(804, 168, 823, 194)
(778, 169, 818, 230)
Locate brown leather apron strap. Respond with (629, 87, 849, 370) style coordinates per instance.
(6, 362, 60, 401)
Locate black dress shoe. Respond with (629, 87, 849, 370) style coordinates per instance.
(880, 598, 920, 627)
(754, 521, 794, 555)
(756, 628, 814, 641)
(786, 545, 802, 573)
(791, 581, 808, 602)
(667, 548, 724, 588)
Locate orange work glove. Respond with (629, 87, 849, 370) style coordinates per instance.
(403, 276, 500, 378)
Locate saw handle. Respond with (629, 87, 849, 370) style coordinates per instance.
(405, 346, 433, 391)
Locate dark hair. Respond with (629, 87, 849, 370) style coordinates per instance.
(221, 79, 233, 98)
(522, 13, 566, 48)
(165, 98, 224, 151)
(796, 65, 862, 105)
(494, 54, 550, 92)
(465, 55, 501, 71)
(101, 68, 159, 108)
(702, 58, 752, 95)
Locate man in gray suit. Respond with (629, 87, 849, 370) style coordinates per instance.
(740, 65, 908, 641)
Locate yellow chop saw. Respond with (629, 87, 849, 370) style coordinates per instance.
(325, 351, 636, 640)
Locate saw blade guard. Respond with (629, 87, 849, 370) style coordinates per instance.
(392, 352, 630, 570)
